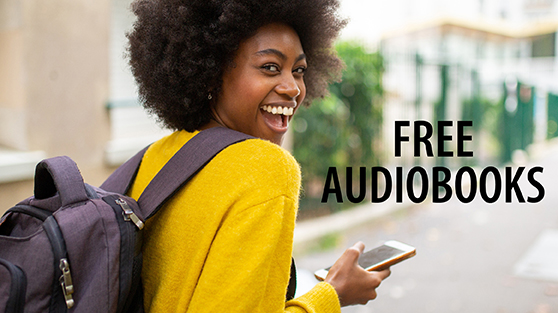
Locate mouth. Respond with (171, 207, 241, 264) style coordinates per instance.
(260, 104, 295, 133)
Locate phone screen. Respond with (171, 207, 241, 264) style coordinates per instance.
(324, 244, 404, 271)
(358, 245, 404, 269)
(315, 241, 415, 280)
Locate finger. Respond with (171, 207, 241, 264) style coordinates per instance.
(344, 242, 365, 265)
(359, 296, 371, 305)
(376, 268, 391, 279)
(368, 289, 378, 301)
(348, 241, 365, 254)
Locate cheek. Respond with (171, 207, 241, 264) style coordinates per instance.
(221, 80, 267, 118)
(297, 82, 307, 103)
(240, 81, 271, 106)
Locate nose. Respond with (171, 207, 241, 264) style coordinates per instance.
(275, 73, 301, 99)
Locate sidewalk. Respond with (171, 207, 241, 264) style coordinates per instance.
(294, 197, 411, 247)
(292, 140, 558, 312)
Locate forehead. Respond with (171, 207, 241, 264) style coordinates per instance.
(237, 23, 304, 58)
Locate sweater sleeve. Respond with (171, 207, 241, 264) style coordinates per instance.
(183, 141, 340, 313)
(185, 194, 340, 313)
(132, 132, 341, 313)
(286, 283, 340, 313)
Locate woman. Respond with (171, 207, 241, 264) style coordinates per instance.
(126, 0, 391, 312)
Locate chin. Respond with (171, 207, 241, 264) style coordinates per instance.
(268, 135, 284, 146)
(251, 128, 285, 146)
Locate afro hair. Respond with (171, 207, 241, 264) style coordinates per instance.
(127, 0, 346, 131)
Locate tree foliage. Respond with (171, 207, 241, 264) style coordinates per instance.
(293, 41, 384, 207)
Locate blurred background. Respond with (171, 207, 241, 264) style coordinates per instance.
(1, 0, 558, 311)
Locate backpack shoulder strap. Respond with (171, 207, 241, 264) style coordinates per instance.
(138, 127, 252, 219)
(101, 127, 253, 220)
(100, 146, 149, 194)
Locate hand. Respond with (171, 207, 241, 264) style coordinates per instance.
(325, 242, 391, 307)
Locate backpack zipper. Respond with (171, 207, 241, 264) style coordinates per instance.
(115, 198, 144, 230)
(59, 258, 74, 308)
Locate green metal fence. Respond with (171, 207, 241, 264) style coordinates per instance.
(547, 92, 558, 139)
(500, 81, 535, 163)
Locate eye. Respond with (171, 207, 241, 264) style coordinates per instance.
(293, 67, 306, 75)
(263, 64, 280, 73)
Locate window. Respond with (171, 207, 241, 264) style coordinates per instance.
(106, 0, 170, 166)
(531, 32, 556, 58)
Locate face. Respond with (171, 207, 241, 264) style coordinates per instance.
(209, 23, 307, 146)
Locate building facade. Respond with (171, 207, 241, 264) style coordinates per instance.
(0, 0, 166, 211)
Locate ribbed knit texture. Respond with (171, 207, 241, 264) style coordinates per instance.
(129, 130, 341, 313)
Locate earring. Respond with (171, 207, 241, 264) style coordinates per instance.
(208, 93, 213, 100)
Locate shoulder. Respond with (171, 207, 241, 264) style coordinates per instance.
(129, 131, 196, 199)
(132, 130, 301, 203)
(208, 138, 302, 200)
(219, 138, 300, 176)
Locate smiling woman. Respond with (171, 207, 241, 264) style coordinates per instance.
(126, 0, 391, 312)
(204, 23, 307, 145)
(127, 0, 345, 133)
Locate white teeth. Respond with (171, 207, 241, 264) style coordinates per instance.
(261, 106, 294, 116)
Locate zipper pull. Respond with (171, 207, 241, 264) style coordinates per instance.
(115, 198, 144, 230)
(59, 258, 75, 308)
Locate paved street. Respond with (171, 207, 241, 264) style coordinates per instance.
(293, 142, 558, 313)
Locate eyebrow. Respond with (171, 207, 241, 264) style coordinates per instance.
(254, 49, 306, 62)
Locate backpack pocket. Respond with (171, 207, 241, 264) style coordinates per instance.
(0, 205, 48, 238)
(0, 258, 27, 313)
(0, 205, 68, 313)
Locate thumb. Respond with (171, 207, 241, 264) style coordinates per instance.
(345, 241, 365, 264)
(350, 241, 365, 254)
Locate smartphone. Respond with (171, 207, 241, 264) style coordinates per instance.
(314, 240, 416, 281)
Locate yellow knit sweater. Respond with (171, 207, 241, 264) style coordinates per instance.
(128, 130, 341, 313)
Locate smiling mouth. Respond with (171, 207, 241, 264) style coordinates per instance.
(262, 105, 294, 116)
(260, 105, 294, 131)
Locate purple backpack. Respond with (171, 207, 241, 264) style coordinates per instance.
(0, 127, 251, 313)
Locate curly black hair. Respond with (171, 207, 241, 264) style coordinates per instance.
(127, 0, 346, 131)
